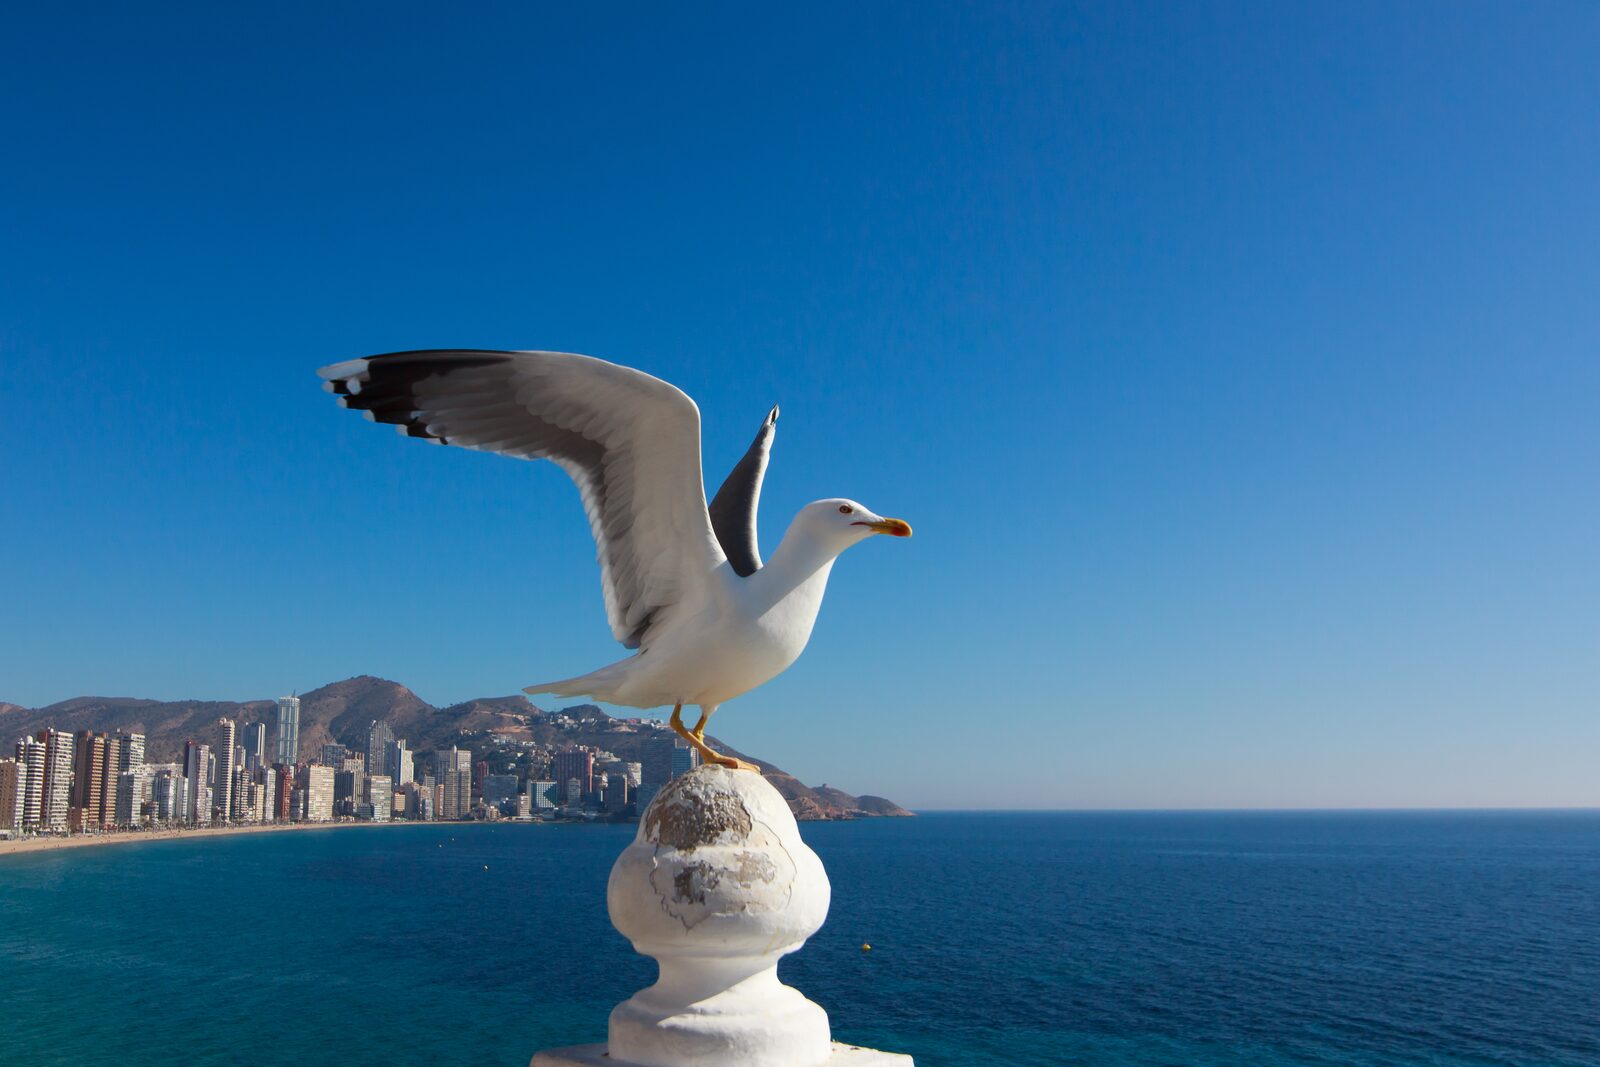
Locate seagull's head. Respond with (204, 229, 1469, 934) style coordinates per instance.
(800, 498, 913, 549)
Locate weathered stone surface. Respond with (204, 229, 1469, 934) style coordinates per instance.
(643, 774, 754, 850)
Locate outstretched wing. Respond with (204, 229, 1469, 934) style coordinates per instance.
(708, 405, 778, 577)
(318, 349, 725, 650)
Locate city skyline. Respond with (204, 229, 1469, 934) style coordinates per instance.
(3, 5, 1596, 810)
(3, 708, 714, 839)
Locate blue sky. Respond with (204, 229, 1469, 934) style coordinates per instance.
(2, 3, 1596, 809)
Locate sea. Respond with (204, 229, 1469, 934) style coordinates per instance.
(1, 811, 1597, 1067)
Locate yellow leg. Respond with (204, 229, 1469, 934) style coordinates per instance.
(669, 702, 694, 745)
(670, 703, 758, 773)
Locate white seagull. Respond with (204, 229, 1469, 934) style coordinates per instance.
(319, 350, 911, 771)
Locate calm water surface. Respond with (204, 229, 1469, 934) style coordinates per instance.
(1, 811, 1597, 1066)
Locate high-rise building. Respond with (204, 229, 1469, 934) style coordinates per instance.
(320, 743, 346, 767)
(634, 781, 661, 814)
(152, 770, 186, 824)
(552, 749, 595, 803)
(231, 770, 252, 823)
(300, 765, 334, 822)
(118, 733, 146, 773)
(258, 767, 278, 823)
(398, 782, 433, 821)
(115, 770, 149, 827)
(99, 734, 123, 827)
(366, 720, 394, 779)
(437, 747, 472, 820)
(482, 774, 518, 814)
(214, 718, 237, 823)
(335, 758, 366, 818)
(527, 780, 558, 811)
(604, 772, 630, 814)
(386, 738, 413, 786)
(228, 766, 254, 823)
(0, 759, 20, 832)
(364, 776, 392, 822)
(275, 694, 301, 766)
(273, 767, 294, 821)
(16, 737, 46, 830)
(38, 728, 75, 831)
(641, 738, 673, 788)
(71, 731, 108, 829)
(240, 722, 267, 771)
(266, 771, 277, 820)
(669, 743, 700, 780)
(183, 741, 212, 825)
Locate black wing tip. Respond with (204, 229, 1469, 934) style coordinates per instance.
(318, 351, 513, 444)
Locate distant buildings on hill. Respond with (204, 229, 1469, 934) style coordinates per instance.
(2, 700, 703, 841)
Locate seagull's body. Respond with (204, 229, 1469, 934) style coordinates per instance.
(538, 513, 841, 709)
(546, 566, 813, 711)
(319, 350, 909, 770)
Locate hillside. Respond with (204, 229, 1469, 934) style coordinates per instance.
(0, 676, 913, 820)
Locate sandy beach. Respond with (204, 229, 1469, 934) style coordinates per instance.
(0, 819, 442, 858)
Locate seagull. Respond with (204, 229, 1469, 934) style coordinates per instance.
(318, 350, 911, 772)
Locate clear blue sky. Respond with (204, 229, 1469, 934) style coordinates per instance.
(2, 3, 1596, 809)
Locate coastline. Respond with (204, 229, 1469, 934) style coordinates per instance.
(0, 819, 449, 858)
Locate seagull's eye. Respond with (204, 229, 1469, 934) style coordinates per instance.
(839, 505, 853, 514)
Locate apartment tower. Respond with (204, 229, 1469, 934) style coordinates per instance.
(366, 720, 394, 780)
(38, 729, 75, 831)
(214, 718, 237, 822)
(183, 741, 212, 825)
(71, 731, 107, 829)
(0, 759, 20, 832)
(274, 694, 301, 767)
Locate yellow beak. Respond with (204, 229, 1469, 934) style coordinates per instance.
(856, 517, 913, 538)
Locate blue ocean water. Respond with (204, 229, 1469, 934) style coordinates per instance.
(1, 812, 1597, 1066)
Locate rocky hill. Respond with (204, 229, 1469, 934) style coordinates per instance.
(0, 676, 912, 820)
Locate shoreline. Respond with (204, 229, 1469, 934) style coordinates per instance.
(0, 819, 507, 858)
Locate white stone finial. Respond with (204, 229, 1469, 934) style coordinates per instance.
(532, 765, 913, 1067)
(607, 764, 832, 1067)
